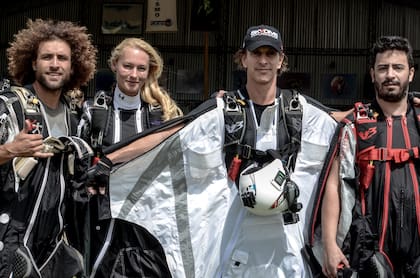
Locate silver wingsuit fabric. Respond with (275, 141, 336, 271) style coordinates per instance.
(107, 96, 337, 278)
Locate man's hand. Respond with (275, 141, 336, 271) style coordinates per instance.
(87, 156, 113, 195)
(330, 109, 353, 122)
(322, 242, 350, 278)
(10, 120, 54, 157)
(413, 96, 420, 106)
(0, 120, 53, 165)
(215, 90, 226, 98)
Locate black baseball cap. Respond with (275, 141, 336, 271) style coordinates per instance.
(242, 25, 283, 52)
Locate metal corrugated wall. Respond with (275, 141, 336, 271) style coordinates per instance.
(378, 3, 420, 96)
(1, 0, 420, 111)
(0, 0, 82, 79)
(223, 0, 420, 108)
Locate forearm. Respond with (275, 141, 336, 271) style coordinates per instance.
(330, 109, 353, 122)
(0, 143, 15, 165)
(321, 158, 341, 248)
(107, 124, 184, 164)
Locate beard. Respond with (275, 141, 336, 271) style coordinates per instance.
(37, 72, 71, 91)
(375, 78, 409, 102)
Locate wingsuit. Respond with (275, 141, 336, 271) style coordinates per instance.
(0, 85, 92, 278)
(307, 95, 420, 277)
(76, 88, 172, 277)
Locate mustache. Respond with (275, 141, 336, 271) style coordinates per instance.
(382, 80, 400, 86)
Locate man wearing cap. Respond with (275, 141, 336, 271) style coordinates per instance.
(215, 24, 337, 277)
(86, 24, 338, 277)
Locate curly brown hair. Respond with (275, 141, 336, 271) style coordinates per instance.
(7, 18, 97, 91)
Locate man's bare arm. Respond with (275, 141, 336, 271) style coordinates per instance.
(321, 157, 349, 277)
(330, 109, 353, 122)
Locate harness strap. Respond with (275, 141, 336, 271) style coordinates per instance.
(226, 143, 270, 161)
(358, 146, 420, 163)
(354, 101, 372, 120)
(225, 142, 300, 165)
(10, 86, 41, 115)
(223, 89, 302, 160)
(0, 94, 21, 134)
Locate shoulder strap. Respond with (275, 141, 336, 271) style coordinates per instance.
(10, 86, 42, 116)
(223, 90, 247, 147)
(9, 86, 43, 133)
(10, 86, 44, 134)
(143, 103, 164, 129)
(280, 89, 302, 144)
(353, 101, 378, 159)
(0, 78, 11, 92)
(0, 90, 22, 138)
(350, 101, 376, 197)
(89, 90, 113, 156)
(278, 89, 303, 169)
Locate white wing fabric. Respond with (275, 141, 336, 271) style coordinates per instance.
(108, 97, 337, 278)
(109, 99, 235, 277)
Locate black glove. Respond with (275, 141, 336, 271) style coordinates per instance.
(88, 156, 113, 188)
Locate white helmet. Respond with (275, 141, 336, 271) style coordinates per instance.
(238, 159, 300, 216)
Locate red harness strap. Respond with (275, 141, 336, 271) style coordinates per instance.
(358, 146, 420, 163)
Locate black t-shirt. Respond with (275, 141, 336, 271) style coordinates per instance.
(252, 102, 274, 125)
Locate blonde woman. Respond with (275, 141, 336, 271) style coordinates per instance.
(78, 38, 182, 277)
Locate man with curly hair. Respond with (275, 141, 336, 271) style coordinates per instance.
(0, 19, 97, 277)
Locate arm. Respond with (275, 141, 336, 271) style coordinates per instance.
(88, 124, 184, 191)
(106, 124, 184, 164)
(330, 109, 353, 122)
(321, 157, 349, 277)
(413, 97, 420, 105)
(0, 120, 53, 165)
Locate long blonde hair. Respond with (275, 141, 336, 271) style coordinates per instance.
(109, 38, 183, 121)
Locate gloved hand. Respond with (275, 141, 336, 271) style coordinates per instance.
(88, 156, 113, 189)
